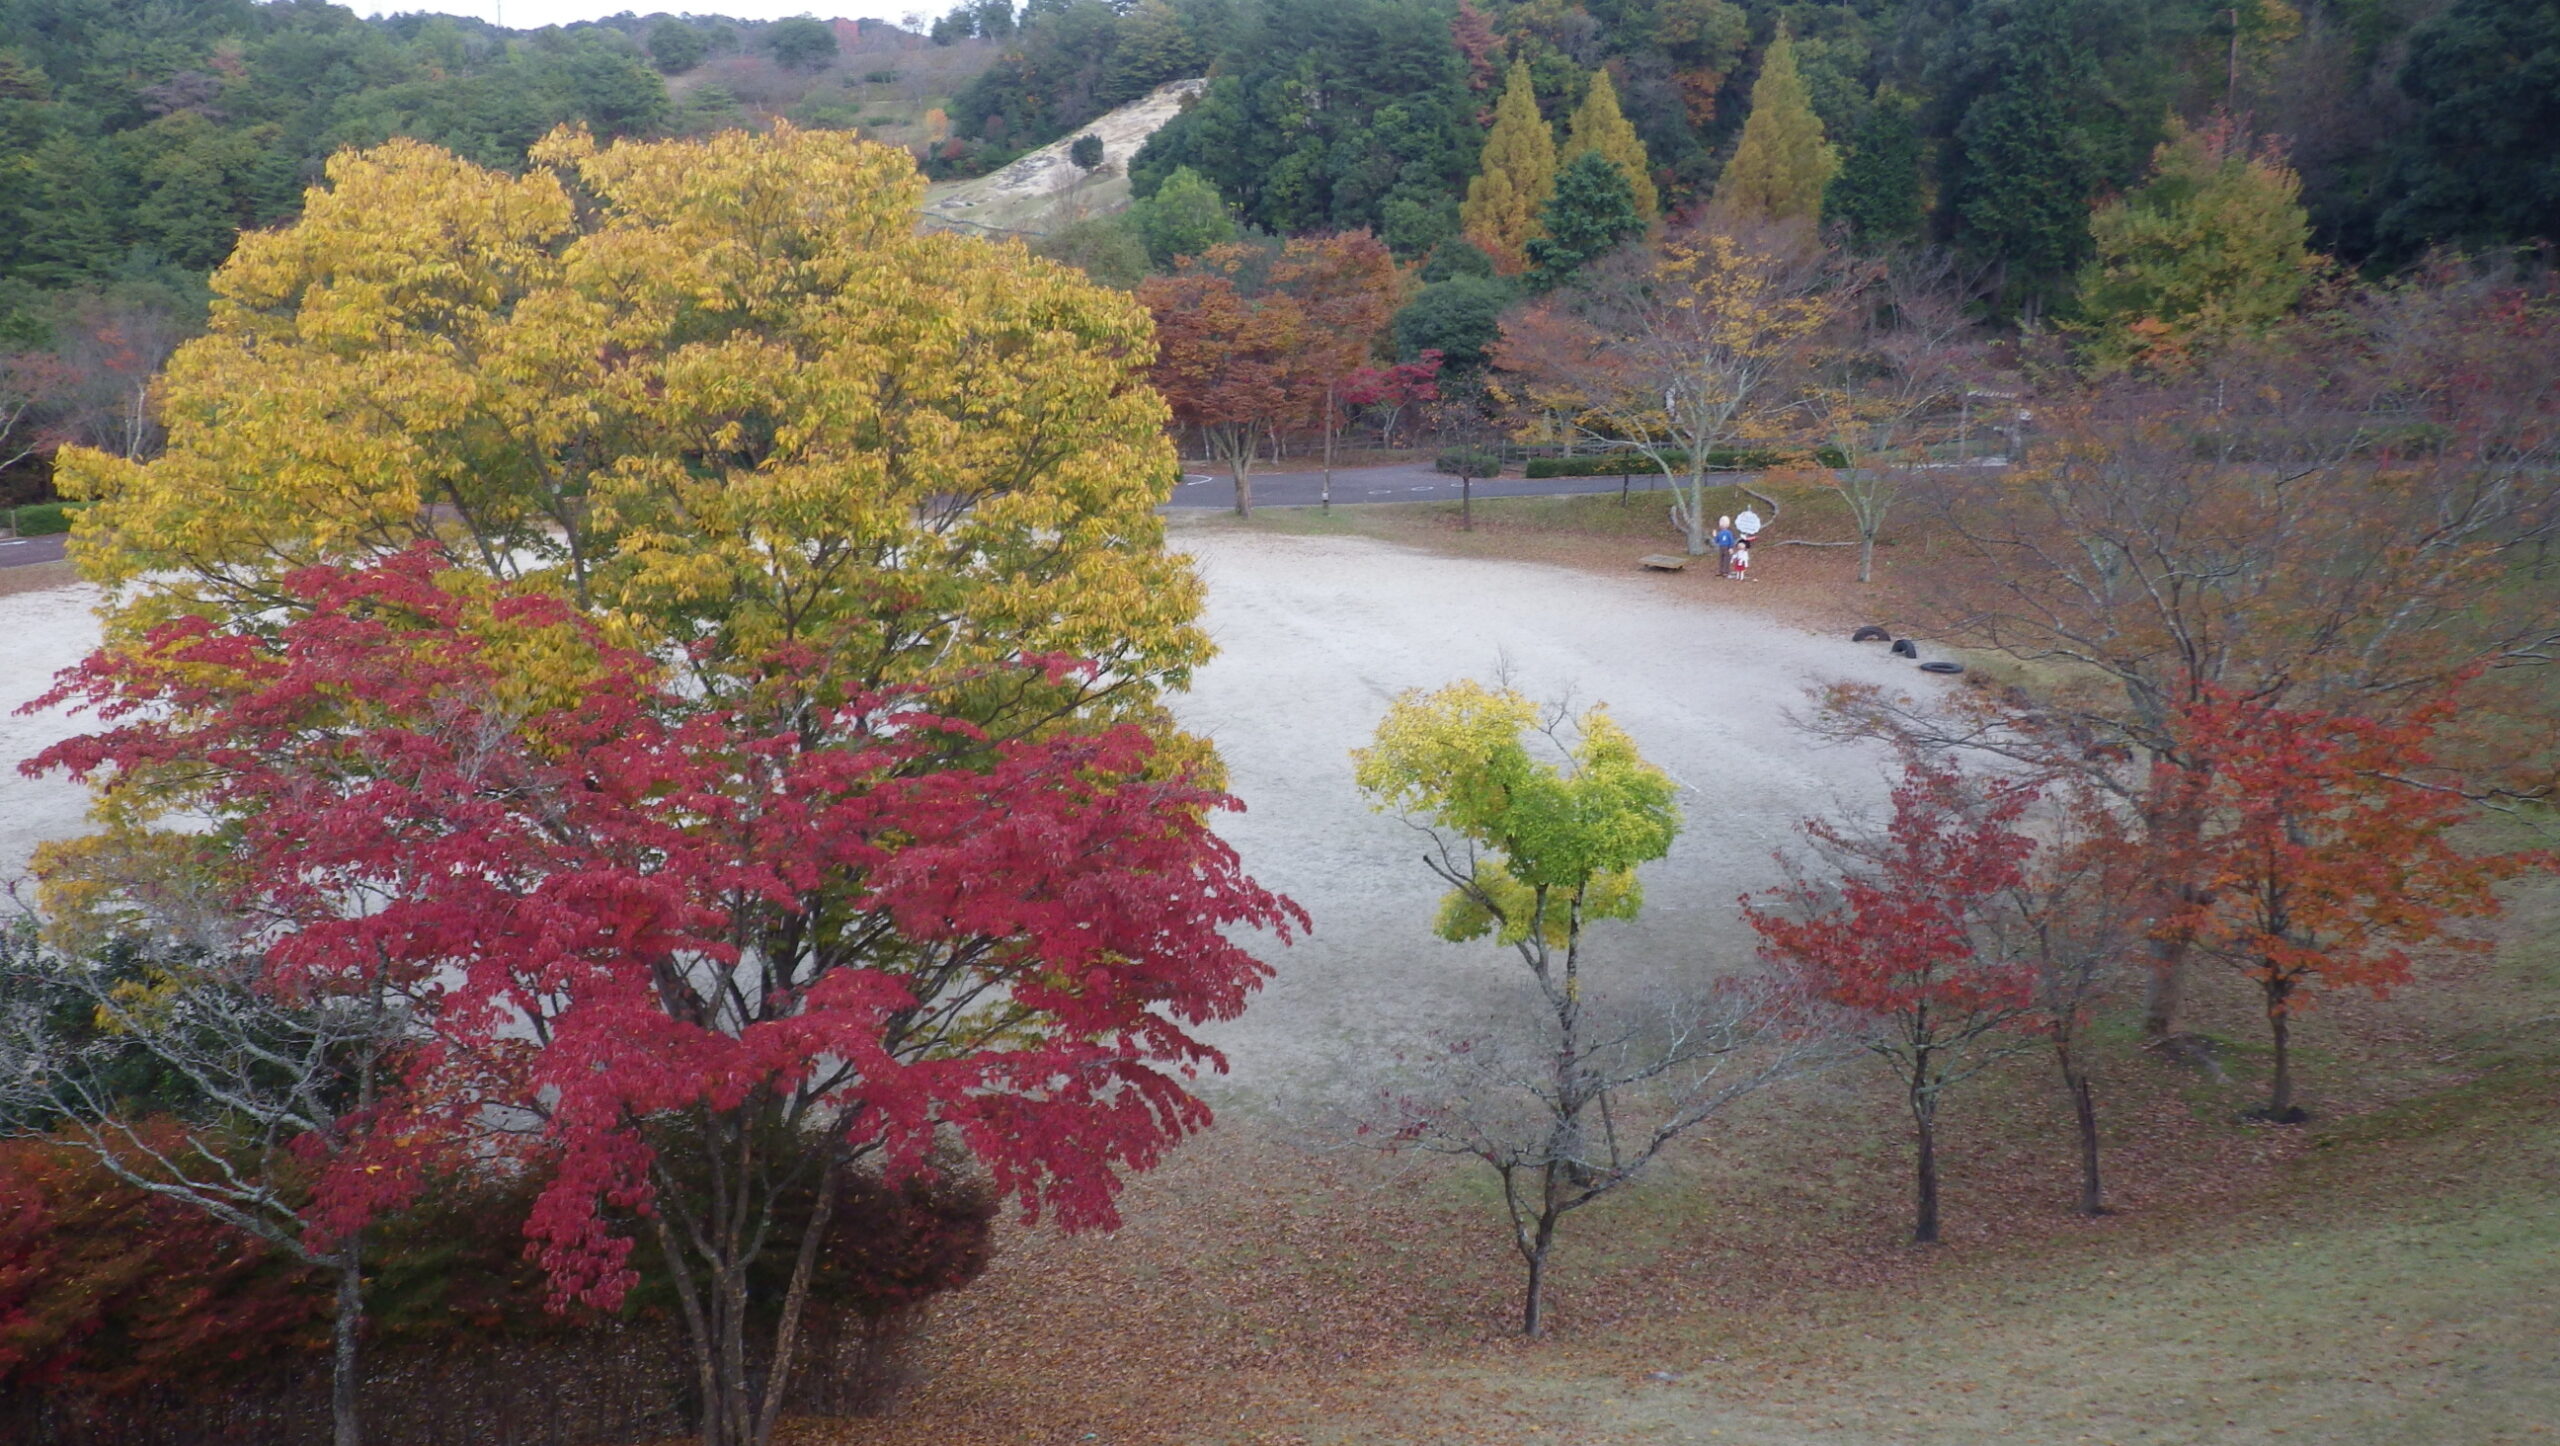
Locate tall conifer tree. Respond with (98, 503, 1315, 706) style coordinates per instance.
(1461, 60, 1559, 275)
(1715, 25, 1838, 223)
(1825, 89, 1924, 246)
(1562, 66, 1659, 222)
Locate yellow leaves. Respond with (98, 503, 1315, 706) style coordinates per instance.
(70, 124, 1209, 747)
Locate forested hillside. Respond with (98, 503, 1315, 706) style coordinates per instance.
(941, 0, 2557, 288)
(3, 0, 2556, 504)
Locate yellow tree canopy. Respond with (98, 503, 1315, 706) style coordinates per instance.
(1714, 25, 1838, 224)
(1562, 66, 1659, 223)
(2076, 116, 2322, 372)
(56, 124, 1208, 735)
(1461, 61, 1559, 274)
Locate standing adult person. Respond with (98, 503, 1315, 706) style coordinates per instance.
(1711, 514, 1738, 577)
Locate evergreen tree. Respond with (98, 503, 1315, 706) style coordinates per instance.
(1825, 89, 1924, 247)
(2377, 0, 2560, 258)
(2076, 117, 2321, 372)
(1100, 1, 1205, 108)
(1562, 66, 1659, 222)
(1527, 151, 1642, 290)
(1461, 60, 1559, 275)
(1136, 164, 1236, 267)
(1715, 24, 1838, 223)
(1947, 0, 2109, 312)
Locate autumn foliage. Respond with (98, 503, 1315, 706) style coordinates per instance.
(28, 549, 1302, 1443)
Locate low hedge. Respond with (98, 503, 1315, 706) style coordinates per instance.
(7, 501, 85, 536)
(1521, 444, 1848, 479)
(1434, 449, 1503, 478)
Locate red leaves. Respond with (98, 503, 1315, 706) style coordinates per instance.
(28, 549, 1303, 1314)
(2159, 685, 2542, 1013)
(1746, 756, 2043, 1027)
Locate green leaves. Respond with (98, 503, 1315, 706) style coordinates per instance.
(1353, 679, 1680, 926)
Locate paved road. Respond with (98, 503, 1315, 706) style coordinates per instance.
(0, 534, 66, 568)
(1164, 461, 1684, 511)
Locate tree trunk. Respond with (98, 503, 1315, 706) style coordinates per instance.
(330, 1243, 365, 1446)
(752, 1154, 844, 1446)
(1858, 530, 1876, 584)
(1321, 383, 1335, 512)
(2265, 978, 2296, 1118)
(2058, 1044, 2104, 1215)
(1461, 473, 1473, 530)
(1681, 470, 1707, 554)
(1910, 1087, 1941, 1245)
(1230, 454, 1253, 518)
(1520, 1203, 1558, 1337)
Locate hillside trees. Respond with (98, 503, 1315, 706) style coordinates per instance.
(1526, 150, 1644, 290)
(1714, 24, 1836, 224)
(1135, 163, 1237, 266)
(1824, 88, 1923, 246)
(1461, 60, 1559, 273)
(2377, 0, 2560, 257)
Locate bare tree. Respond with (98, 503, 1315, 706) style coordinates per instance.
(1494, 217, 1841, 554)
(0, 921, 415, 1446)
(1879, 274, 2560, 1036)
(1803, 253, 1985, 583)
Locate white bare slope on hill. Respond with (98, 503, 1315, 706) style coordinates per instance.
(920, 78, 1204, 239)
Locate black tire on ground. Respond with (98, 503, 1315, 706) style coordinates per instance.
(1851, 625, 1891, 642)
(1889, 638, 1919, 658)
(1918, 660, 1965, 675)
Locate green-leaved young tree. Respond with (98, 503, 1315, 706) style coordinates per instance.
(1354, 681, 1819, 1337)
(1562, 66, 1659, 222)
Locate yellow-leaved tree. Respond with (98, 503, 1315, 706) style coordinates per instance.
(56, 123, 1208, 735)
(1714, 24, 1837, 223)
(1461, 60, 1559, 274)
(1562, 66, 1658, 223)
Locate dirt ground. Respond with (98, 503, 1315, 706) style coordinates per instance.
(1163, 519, 1938, 1104)
(0, 576, 102, 889)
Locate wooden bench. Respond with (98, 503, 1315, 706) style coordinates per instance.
(1638, 554, 1691, 571)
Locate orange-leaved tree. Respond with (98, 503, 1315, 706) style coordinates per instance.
(2163, 685, 2543, 1120)
(1140, 234, 1397, 517)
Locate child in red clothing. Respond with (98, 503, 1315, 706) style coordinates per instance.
(1728, 541, 1751, 580)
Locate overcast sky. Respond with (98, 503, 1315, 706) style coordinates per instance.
(347, 2, 920, 29)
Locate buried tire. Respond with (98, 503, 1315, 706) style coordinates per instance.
(1918, 660, 1964, 675)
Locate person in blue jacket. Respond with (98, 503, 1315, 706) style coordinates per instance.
(1711, 514, 1739, 576)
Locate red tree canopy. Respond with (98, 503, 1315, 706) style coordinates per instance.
(31, 550, 1303, 1309)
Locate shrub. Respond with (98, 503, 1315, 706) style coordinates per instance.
(1070, 133, 1105, 169)
(7, 501, 83, 535)
(1518, 445, 1848, 479)
(1435, 449, 1503, 478)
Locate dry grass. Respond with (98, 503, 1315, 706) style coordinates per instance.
(0, 559, 74, 598)
(798, 864, 2560, 1445)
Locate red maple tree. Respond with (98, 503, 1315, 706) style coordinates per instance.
(1746, 755, 2044, 1244)
(32, 549, 1303, 1446)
